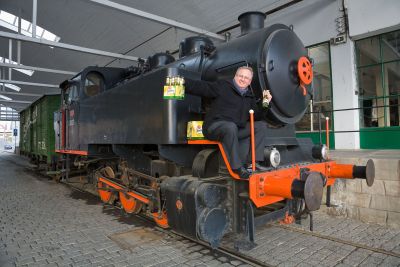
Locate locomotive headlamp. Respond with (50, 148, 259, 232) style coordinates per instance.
(312, 144, 328, 160)
(264, 147, 280, 168)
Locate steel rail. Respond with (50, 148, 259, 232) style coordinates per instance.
(276, 224, 400, 258)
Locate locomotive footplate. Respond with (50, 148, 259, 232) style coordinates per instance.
(160, 177, 229, 249)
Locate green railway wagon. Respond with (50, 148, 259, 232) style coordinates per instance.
(19, 95, 60, 165)
(20, 107, 31, 154)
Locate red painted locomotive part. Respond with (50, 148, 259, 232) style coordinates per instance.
(56, 149, 88, 156)
(98, 178, 168, 227)
(61, 109, 66, 148)
(97, 177, 150, 204)
(188, 140, 240, 179)
(297, 56, 313, 96)
(119, 192, 143, 214)
(297, 56, 313, 85)
(97, 181, 113, 203)
(189, 140, 373, 207)
(249, 110, 256, 172)
(249, 161, 374, 208)
(280, 211, 295, 225)
(151, 211, 169, 228)
(326, 117, 330, 150)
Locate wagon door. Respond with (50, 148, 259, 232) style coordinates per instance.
(61, 82, 80, 150)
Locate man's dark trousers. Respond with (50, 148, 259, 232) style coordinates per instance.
(204, 121, 267, 170)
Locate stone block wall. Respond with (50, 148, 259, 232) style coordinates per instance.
(324, 156, 400, 228)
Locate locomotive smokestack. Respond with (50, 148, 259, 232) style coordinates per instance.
(238, 11, 266, 36)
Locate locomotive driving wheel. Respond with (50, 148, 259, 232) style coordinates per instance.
(98, 180, 113, 203)
(96, 167, 117, 204)
(119, 192, 143, 214)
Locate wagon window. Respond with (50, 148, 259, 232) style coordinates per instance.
(84, 72, 104, 97)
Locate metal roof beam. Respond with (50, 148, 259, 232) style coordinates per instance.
(0, 31, 139, 61)
(0, 79, 58, 88)
(0, 62, 76, 75)
(0, 91, 43, 97)
(0, 99, 32, 104)
(88, 0, 225, 41)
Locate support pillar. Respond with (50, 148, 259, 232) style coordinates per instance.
(330, 38, 360, 149)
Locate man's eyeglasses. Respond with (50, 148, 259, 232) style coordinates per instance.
(236, 74, 252, 81)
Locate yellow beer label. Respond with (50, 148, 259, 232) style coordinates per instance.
(187, 121, 204, 139)
(163, 85, 185, 100)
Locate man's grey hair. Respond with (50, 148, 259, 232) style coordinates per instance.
(236, 66, 254, 76)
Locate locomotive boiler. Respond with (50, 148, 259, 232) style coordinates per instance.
(53, 12, 375, 249)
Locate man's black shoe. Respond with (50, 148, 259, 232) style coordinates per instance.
(233, 167, 251, 179)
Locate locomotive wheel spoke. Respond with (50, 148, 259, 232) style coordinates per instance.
(119, 192, 143, 214)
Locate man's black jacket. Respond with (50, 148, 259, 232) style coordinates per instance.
(185, 79, 265, 131)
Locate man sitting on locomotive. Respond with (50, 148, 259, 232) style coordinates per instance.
(184, 66, 272, 179)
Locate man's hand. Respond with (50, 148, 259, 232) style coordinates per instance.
(263, 90, 272, 102)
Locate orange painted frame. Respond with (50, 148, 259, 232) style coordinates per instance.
(98, 177, 168, 227)
(191, 140, 362, 208)
(188, 140, 240, 179)
(98, 177, 150, 204)
(56, 149, 88, 156)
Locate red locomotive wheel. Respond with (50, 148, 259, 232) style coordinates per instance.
(119, 192, 143, 214)
(98, 181, 113, 203)
(297, 56, 313, 85)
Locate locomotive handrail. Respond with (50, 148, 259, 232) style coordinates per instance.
(187, 140, 240, 179)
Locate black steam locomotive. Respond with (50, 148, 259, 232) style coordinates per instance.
(53, 12, 374, 249)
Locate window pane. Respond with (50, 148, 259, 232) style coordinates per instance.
(296, 43, 333, 132)
(0, 11, 16, 24)
(382, 31, 400, 62)
(0, 10, 60, 42)
(66, 85, 79, 104)
(385, 61, 400, 127)
(360, 99, 384, 127)
(309, 44, 332, 103)
(356, 37, 380, 67)
(385, 61, 400, 95)
(20, 19, 30, 31)
(388, 95, 400, 126)
(42, 30, 56, 41)
(35, 27, 44, 38)
(358, 65, 382, 98)
(84, 72, 104, 97)
(313, 102, 332, 130)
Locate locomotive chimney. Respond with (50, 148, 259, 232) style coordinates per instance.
(238, 11, 266, 36)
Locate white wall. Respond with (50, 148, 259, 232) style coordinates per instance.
(265, 0, 340, 46)
(346, 0, 400, 39)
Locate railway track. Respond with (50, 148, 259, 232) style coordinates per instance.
(66, 179, 400, 266)
(67, 183, 274, 267)
(275, 224, 400, 259)
(21, 162, 400, 266)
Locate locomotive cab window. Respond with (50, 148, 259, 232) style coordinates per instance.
(64, 84, 79, 105)
(84, 72, 104, 97)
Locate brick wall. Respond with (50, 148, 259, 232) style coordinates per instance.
(325, 156, 400, 228)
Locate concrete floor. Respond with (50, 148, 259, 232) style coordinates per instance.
(0, 152, 399, 267)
